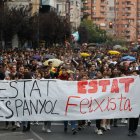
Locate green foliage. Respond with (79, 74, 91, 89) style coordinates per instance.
(2, 6, 34, 44)
(1, 7, 71, 47)
(39, 11, 71, 45)
(105, 35, 127, 46)
(78, 20, 107, 44)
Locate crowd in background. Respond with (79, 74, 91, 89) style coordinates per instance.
(0, 43, 140, 136)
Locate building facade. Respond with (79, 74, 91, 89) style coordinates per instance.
(82, 0, 115, 30)
(92, 0, 107, 30)
(41, 0, 57, 12)
(5, 0, 40, 14)
(56, 0, 68, 17)
(115, 0, 140, 43)
(69, 0, 81, 29)
(41, 0, 81, 29)
(106, 0, 115, 35)
(82, 0, 140, 42)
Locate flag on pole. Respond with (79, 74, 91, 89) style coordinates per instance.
(71, 31, 79, 41)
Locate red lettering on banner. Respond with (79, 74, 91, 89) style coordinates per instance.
(109, 98, 116, 110)
(65, 94, 133, 116)
(111, 79, 119, 93)
(104, 97, 110, 111)
(119, 78, 134, 93)
(118, 94, 126, 111)
(80, 98, 89, 114)
(88, 81, 98, 93)
(124, 99, 132, 111)
(99, 80, 110, 92)
(94, 99, 105, 112)
(89, 97, 94, 112)
(77, 78, 135, 94)
(65, 96, 80, 116)
(77, 81, 88, 94)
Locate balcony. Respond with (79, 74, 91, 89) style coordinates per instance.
(125, 15, 135, 19)
(100, 3, 106, 7)
(125, 4, 132, 8)
(124, 29, 131, 34)
(92, 15, 105, 19)
(126, 0, 131, 2)
(125, 10, 131, 14)
(100, 0, 106, 7)
(100, 8, 106, 12)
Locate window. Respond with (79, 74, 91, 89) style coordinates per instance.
(126, 36, 130, 39)
(93, 0, 96, 4)
(101, 12, 106, 15)
(109, 7, 114, 11)
(71, 1, 74, 5)
(93, 6, 96, 10)
(126, 1, 131, 5)
(125, 30, 130, 34)
(124, 24, 129, 28)
(125, 7, 131, 11)
(101, 0, 105, 3)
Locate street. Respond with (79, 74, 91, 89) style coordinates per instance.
(0, 122, 139, 140)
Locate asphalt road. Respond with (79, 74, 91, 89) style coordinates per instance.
(0, 122, 140, 140)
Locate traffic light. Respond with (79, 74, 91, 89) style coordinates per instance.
(109, 22, 113, 28)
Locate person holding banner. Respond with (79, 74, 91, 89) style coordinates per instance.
(5, 73, 21, 131)
(77, 74, 89, 131)
(128, 116, 139, 136)
(22, 72, 32, 132)
(110, 67, 120, 127)
(94, 71, 104, 135)
(42, 70, 52, 133)
(101, 71, 111, 131)
(128, 70, 140, 136)
(58, 67, 77, 135)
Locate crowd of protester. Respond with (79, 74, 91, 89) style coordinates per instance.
(0, 43, 140, 136)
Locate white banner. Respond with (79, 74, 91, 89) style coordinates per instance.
(0, 76, 140, 121)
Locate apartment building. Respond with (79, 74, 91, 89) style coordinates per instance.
(5, 0, 40, 14)
(41, 0, 81, 29)
(92, 0, 107, 29)
(82, 0, 107, 29)
(82, 0, 115, 31)
(115, 0, 140, 43)
(106, 0, 115, 35)
(56, 0, 67, 17)
(70, 0, 81, 29)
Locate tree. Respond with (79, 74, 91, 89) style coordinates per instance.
(39, 11, 71, 45)
(2, 6, 36, 47)
(1, 6, 71, 48)
(105, 35, 127, 47)
(78, 20, 107, 44)
(78, 26, 88, 44)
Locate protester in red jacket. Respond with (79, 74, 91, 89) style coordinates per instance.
(58, 67, 69, 80)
